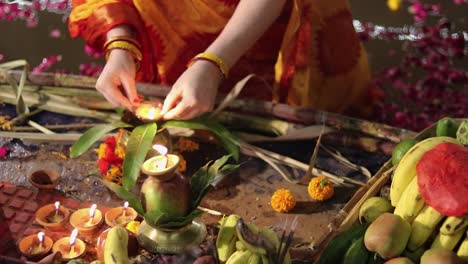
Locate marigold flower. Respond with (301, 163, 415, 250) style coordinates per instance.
(387, 0, 402, 11)
(308, 176, 334, 202)
(271, 189, 296, 213)
(126, 221, 140, 234)
(176, 137, 199, 152)
(175, 152, 187, 173)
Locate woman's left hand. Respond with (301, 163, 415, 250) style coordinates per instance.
(161, 60, 223, 120)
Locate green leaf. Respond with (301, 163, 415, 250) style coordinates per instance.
(101, 180, 144, 215)
(144, 209, 204, 229)
(163, 115, 240, 161)
(70, 121, 131, 158)
(190, 155, 239, 210)
(122, 123, 157, 190)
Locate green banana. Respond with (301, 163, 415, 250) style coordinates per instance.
(236, 240, 247, 251)
(248, 253, 262, 264)
(343, 236, 371, 264)
(226, 250, 253, 264)
(260, 254, 270, 264)
(104, 226, 131, 264)
(359, 196, 394, 223)
(407, 205, 444, 250)
(403, 246, 426, 263)
(431, 229, 465, 251)
(236, 218, 275, 256)
(456, 231, 468, 262)
(390, 136, 459, 206)
(217, 214, 241, 262)
(393, 176, 425, 223)
(440, 216, 467, 235)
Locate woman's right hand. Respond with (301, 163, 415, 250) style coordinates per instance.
(95, 49, 139, 111)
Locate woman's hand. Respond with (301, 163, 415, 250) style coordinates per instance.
(161, 61, 223, 120)
(95, 49, 139, 111)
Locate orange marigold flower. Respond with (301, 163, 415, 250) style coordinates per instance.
(176, 137, 199, 152)
(387, 0, 402, 11)
(308, 176, 334, 202)
(115, 145, 126, 159)
(271, 189, 296, 213)
(95, 143, 107, 159)
(104, 164, 123, 185)
(174, 152, 187, 173)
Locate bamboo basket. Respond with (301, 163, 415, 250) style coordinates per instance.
(312, 118, 465, 260)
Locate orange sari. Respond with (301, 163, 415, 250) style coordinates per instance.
(69, 0, 371, 115)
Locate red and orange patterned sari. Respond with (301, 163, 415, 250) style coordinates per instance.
(69, 0, 371, 115)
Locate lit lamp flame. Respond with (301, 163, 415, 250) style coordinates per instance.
(69, 228, 78, 247)
(147, 107, 157, 120)
(89, 204, 97, 219)
(54, 201, 60, 215)
(123, 201, 129, 216)
(152, 144, 168, 170)
(37, 232, 45, 246)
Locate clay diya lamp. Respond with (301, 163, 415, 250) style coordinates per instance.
(134, 100, 163, 122)
(52, 228, 86, 261)
(70, 204, 103, 236)
(141, 144, 180, 181)
(18, 232, 53, 260)
(35, 201, 70, 231)
(105, 201, 138, 227)
(29, 168, 61, 190)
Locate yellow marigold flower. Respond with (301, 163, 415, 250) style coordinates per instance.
(126, 221, 140, 234)
(115, 145, 126, 159)
(308, 176, 334, 202)
(95, 143, 107, 159)
(387, 0, 402, 11)
(271, 189, 296, 213)
(104, 165, 123, 184)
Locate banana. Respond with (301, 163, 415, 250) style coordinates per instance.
(359, 196, 394, 223)
(393, 177, 425, 224)
(390, 136, 459, 206)
(236, 240, 247, 251)
(440, 216, 468, 235)
(236, 218, 275, 256)
(456, 231, 468, 262)
(226, 250, 253, 264)
(217, 214, 241, 262)
(407, 205, 444, 250)
(260, 254, 271, 264)
(431, 229, 465, 251)
(248, 253, 262, 264)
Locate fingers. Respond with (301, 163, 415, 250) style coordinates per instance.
(163, 99, 212, 120)
(96, 79, 134, 110)
(161, 89, 181, 116)
(121, 76, 139, 107)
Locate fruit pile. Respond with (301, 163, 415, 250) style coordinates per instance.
(318, 118, 468, 264)
(216, 215, 291, 264)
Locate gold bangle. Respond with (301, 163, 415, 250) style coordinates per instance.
(187, 52, 229, 78)
(104, 35, 141, 50)
(105, 40, 143, 62)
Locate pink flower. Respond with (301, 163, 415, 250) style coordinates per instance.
(49, 29, 61, 38)
(0, 147, 9, 158)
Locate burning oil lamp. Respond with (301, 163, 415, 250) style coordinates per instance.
(134, 101, 163, 122)
(70, 203, 103, 235)
(141, 144, 180, 181)
(18, 231, 53, 260)
(105, 201, 138, 227)
(35, 201, 70, 231)
(52, 228, 86, 261)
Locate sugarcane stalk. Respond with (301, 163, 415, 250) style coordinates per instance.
(214, 111, 301, 136)
(223, 99, 417, 143)
(321, 132, 395, 156)
(11, 123, 101, 131)
(0, 131, 83, 142)
(0, 89, 120, 121)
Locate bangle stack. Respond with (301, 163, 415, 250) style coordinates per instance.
(104, 36, 142, 70)
(187, 52, 229, 78)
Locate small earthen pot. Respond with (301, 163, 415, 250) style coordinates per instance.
(35, 204, 70, 231)
(29, 169, 60, 190)
(105, 206, 138, 227)
(69, 208, 103, 236)
(18, 234, 53, 260)
(52, 237, 86, 261)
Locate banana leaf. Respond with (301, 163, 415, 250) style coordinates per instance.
(101, 180, 145, 215)
(69, 121, 131, 158)
(122, 123, 157, 190)
(163, 115, 240, 161)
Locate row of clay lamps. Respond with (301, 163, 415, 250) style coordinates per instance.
(18, 201, 137, 261)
